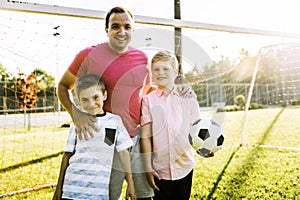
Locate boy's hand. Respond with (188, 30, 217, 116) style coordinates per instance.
(125, 185, 137, 200)
(72, 106, 98, 140)
(197, 150, 214, 158)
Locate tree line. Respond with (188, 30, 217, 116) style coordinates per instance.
(1, 44, 299, 113)
(0, 66, 57, 113)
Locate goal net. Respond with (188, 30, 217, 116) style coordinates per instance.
(0, 4, 299, 198)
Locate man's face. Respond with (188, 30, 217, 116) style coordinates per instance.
(105, 12, 134, 54)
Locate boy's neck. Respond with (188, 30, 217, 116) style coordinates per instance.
(158, 85, 174, 94)
(95, 111, 106, 117)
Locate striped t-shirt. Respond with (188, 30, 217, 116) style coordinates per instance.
(62, 112, 133, 200)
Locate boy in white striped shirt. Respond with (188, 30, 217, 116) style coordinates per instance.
(53, 74, 136, 200)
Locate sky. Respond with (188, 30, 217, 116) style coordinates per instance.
(0, 0, 300, 79)
(17, 0, 300, 33)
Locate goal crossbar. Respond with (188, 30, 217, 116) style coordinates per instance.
(1, 0, 300, 39)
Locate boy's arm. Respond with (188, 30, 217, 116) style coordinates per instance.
(52, 152, 72, 200)
(118, 150, 136, 200)
(140, 123, 160, 191)
(140, 123, 153, 172)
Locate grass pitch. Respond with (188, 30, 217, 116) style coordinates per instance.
(1, 108, 299, 199)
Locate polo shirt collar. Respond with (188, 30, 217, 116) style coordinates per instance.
(155, 87, 180, 97)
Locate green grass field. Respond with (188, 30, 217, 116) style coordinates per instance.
(1, 107, 299, 199)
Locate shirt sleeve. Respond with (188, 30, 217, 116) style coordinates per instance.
(64, 123, 77, 153)
(140, 96, 152, 126)
(114, 115, 134, 152)
(68, 46, 94, 76)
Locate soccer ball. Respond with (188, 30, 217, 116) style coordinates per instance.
(189, 118, 225, 156)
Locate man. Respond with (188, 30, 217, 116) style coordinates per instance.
(58, 6, 194, 200)
(58, 7, 154, 200)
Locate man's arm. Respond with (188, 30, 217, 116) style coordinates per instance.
(57, 71, 76, 117)
(58, 70, 98, 140)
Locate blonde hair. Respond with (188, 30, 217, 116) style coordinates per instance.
(151, 50, 178, 70)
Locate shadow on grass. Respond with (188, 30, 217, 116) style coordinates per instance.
(207, 108, 284, 199)
(207, 145, 241, 199)
(0, 151, 64, 173)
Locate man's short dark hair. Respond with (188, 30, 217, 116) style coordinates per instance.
(105, 6, 134, 29)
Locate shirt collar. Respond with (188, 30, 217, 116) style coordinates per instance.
(155, 86, 180, 97)
(96, 111, 106, 117)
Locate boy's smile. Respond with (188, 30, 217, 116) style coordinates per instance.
(79, 85, 107, 115)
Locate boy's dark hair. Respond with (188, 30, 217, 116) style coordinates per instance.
(75, 74, 106, 98)
(105, 6, 134, 29)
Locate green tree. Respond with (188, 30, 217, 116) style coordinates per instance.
(234, 94, 245, 109)
(0, 64, 15, 81)
(32, 68, 55, 89)
(0, 64, 17, 111)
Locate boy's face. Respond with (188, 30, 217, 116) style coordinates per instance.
(105, 12, 134, 54)
(151, 60, 177, 91)
(78, 85, 107, 115)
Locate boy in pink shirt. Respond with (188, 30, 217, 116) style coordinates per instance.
(141, 50, 200, 200)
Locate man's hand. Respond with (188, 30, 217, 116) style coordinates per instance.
(146, 170, 161, 191)
(72, 106, 98, 140)
(175, 74, 196, 98)
(176, 84, 196, 98)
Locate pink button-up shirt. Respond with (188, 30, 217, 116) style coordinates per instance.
(141, 87, 200, 180)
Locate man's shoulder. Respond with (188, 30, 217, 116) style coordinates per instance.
(129, 46, 144, 52)
(128, 46, 147, 56)
(74, 45, 97, 60)
(80, 45, 97, 53)
(78, 43, 109, 54)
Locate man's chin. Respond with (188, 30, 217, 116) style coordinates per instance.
(113, 45, 129, 53)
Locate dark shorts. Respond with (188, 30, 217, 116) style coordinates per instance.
(153, 169, 194, 200)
